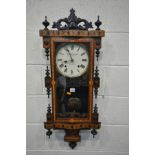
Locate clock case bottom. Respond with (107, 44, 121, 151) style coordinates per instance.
(44, 114, 101, 149)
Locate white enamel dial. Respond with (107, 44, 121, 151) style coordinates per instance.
(56, 43, 89, 78)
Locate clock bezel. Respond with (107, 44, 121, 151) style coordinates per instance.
(55, 42, 89, 78)
(50, 37, 95, 123)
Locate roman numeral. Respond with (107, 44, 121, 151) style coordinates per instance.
(64, 68, 67, 72)
(71, 70, 73, 74)
(77, 47, 80, 51)
(81, 64, 85, 68)
(78, 64, 85, 68)
(57, 59, 62, 61)
(59, 52, 64, 55)
(64, 47, 69, 52)
(81, 52, 85, 56)
(71, 44, 74, 50)
(59, 64, 64, 68)
(82, 59, 87, 61)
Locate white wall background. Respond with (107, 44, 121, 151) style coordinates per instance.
(26, 0, 129, 155)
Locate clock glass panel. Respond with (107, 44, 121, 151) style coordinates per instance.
(55, 43, 90, 118)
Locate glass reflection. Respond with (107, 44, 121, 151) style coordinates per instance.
(56, 75, 89, 118)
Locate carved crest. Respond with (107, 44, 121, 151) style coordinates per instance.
(52, 8, 93, 30)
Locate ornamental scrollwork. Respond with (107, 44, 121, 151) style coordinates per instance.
(52, 8, 93, 30)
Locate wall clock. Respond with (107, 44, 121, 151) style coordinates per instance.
(39, 9, 105, 149)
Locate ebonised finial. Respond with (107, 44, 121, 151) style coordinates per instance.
(93, 103, 98, 120)
(94, 103, 98, 114)
(94, 66, 99, 98)
(95, 66, 99, 78)
(47, 104, 51, 114)
(95, 16, 102, 30)
(45, 66, 51, 98)
(69, 142, 77, 149)
(91, 129, 97, 138)
(45, 48, 50, 60)
(46, 129, 52, 138)
(42, 16, 50, 29)
(45, 66, 50, 77)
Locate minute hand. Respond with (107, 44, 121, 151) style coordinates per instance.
(66, 49, 74, 62)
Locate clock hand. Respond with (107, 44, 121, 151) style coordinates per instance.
(65, 48, 74, 62)
(68, 51, 74, 62)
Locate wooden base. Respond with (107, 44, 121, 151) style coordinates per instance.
(44, 112, 101, 149)
(44, 120, 101, 148)
(64, 129, 80, 149)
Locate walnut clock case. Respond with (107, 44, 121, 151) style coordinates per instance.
(39, 9, 105, 149)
